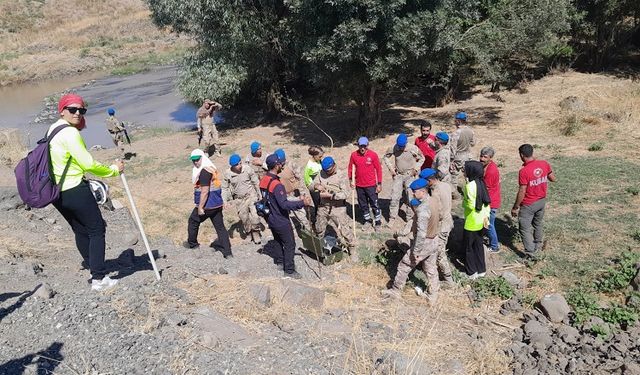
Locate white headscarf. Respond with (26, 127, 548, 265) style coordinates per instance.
(191, 149, 217, 184)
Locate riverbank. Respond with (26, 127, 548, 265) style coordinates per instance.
(0, 0, 190, 87)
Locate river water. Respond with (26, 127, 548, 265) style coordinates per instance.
(0, 66, 197, 147)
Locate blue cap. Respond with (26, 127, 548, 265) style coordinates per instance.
(409, 178, 428, 191)
(396, 134, 408, 147)
(410, 198, 421, 207)
(321, 157, 335, 171)
(419, 168, 437, 179)
(357, 137, 369, 146)
(266, 154, 281, 169)
(455, 112, 467, 120)
(436, 132, 449, 142)
(250, 141, 261, 154)
(107, 108, 115, 115)
(274, 148, 286, 163)
(229, 154, 241, 167)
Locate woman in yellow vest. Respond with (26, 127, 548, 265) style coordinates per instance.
(462, 160, 491, 279)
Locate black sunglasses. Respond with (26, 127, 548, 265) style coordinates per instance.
(64, 106, 87, 115)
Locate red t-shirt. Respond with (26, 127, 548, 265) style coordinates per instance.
(483, 161, 501, 209)
(347, 149, 382, 187)
(415, 134, 436, 169)
(519, 159, 552, 206)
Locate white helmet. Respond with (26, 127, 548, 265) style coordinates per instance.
(89, 179, 109, 205)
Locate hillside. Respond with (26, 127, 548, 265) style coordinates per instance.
(0, 70, 639, 374)
(0, 0, 188, 86)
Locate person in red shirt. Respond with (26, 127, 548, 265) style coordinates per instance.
(480, 146, 501, 253)
(348, 137, 383, 227)
(414, 120, 436, 169)
(511, 144, 557, 259)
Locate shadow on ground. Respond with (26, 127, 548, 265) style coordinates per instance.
(0, 342, 64, 375)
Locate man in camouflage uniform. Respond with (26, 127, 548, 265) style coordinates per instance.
(382, 178, 441, 304)
(383, 133, 424, 224)
(449, 112, 475, 195)
(433, 132, 452, 185)
(274, 148, 310, 230)
(422, 168, 455, 287)
(222, 154, 263, 244)
(196, 99, 223, 156)
(309, 157, 356, 253)
(106, 108, 127, 158)
(245, 141, 266, 179)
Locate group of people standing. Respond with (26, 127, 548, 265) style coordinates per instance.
(43, 93, 556, 295)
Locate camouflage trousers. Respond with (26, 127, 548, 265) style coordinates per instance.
(236, 195, 262, 234)
(393, 237, 439, 296)
(437, 231, 453, 280)
(389, 173, 414, 221)
(314, 205, 355, 248)
(287, 196, 311, 230)
(110, 131, 125, 156)
(201, 120, 220, 155)
(451, 152, 472, 197)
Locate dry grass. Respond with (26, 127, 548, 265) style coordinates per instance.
(0, 0, 190, 86)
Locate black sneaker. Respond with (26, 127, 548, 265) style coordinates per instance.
(223, 254, 234, 259)
(183, 241, 200, 249)
(375, 220, 382, 227)
(283, 271, 302, 279)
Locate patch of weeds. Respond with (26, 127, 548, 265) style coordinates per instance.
(79, 48, 90, 58)
(595, 251, 640, 292)
(632, 229, 640, 243)
(626, 186, 640, 196)
(599, 304, 639, 328)
(471, 277, 515, 300)
(590, 323, 610, 339)
(357, 244, 377, 266)
(551, 114, 583, 136)
(566, 288, 600, 324)
(521, 292, 537, 308)
(532, 144, 541, 149)
(588, 142, 604, 152)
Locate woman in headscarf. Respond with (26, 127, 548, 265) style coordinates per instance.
(49, 93, 125, 291)
(186, 149, 233, 258)
(462, 160, 491, 279)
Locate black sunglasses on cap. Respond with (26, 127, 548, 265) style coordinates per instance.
(64, 106, 87, 115)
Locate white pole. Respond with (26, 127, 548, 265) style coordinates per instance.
(120, 173, 161, 280)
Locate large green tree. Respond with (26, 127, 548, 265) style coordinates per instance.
(147, 0, 575, 134)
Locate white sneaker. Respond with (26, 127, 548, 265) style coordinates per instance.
(414, 286, 425, 297)
(468, 272, 479, 280)
(91, 276, 118, 291)
(477, 272, 486, 278)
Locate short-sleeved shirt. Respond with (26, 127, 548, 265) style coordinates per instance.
(519, 159, 552, 206)
(199, 169, 212, 186)
(415, 135, 436, 169)
(484, 161, 501, 209)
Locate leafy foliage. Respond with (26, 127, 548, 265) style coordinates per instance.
(595, 251, 640, 293)
(472, 277, 515, 300)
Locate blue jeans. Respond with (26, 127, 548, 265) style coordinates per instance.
(487, 208, 499, 250)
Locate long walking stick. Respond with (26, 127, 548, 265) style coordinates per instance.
(120, 173, 161, 281)
(351, 165, 356, 242)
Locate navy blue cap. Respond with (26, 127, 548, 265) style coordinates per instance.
(266, 154, 281, 169)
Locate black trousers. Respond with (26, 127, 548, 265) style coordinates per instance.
(269, 224, 296, 273)
(464, 228, 486, 275)
(187, 207, 232, 256)
(356, 186, 381, 223)
(53, 181, 106, 280)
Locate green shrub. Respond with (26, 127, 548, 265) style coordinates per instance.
(626, 186, 640, 196)
(595, 251, 640, 292)
(588, 142, 604, 151)
(566, 288, 600, 324)
(471, 277, 515, 300)
(558, 115, 583, 136)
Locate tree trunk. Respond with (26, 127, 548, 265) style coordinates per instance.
(358, 83, 382, 137)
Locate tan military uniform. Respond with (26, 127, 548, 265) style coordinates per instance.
(430, 181, 454, 282)
(106, 116, 126, 157)
(433, 146, 452, 184)
(392, 195, 441, 300)
(383, 144, 425, 222)
(197, 101, 222, 156)
(245, 153, 266, 179)
(278, 160, 310, 229)
(450, 125, 475, 193)
(309, 169, 355, 248)
(221, 165, 262, 241)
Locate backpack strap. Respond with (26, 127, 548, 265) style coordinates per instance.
(46, 124, 72, 187)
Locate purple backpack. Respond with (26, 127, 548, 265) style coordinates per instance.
(14, 125, 72, 208)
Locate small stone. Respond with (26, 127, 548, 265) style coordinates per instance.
(539, 293, 571, 323)
(280, 280, 325, 309)
(501, 272, 521, 287)
(124, 232, 139, 246)
(557, 324, 580, 345)
(33, 283, 55, 299)
(111, 199, 125, 210)
(218, 267, 228, 275)
(248, 284, 271, 306)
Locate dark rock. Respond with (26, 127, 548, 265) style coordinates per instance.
(539, 293, 571, 323)
(557, 324, 580, 345)
(501, 296, 523, 314)
(501, 272, 521, 288)
(631, 267, 640, 292)
(623, 362, 640, 375)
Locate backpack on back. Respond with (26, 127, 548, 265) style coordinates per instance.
(14, 125, 72, 208)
